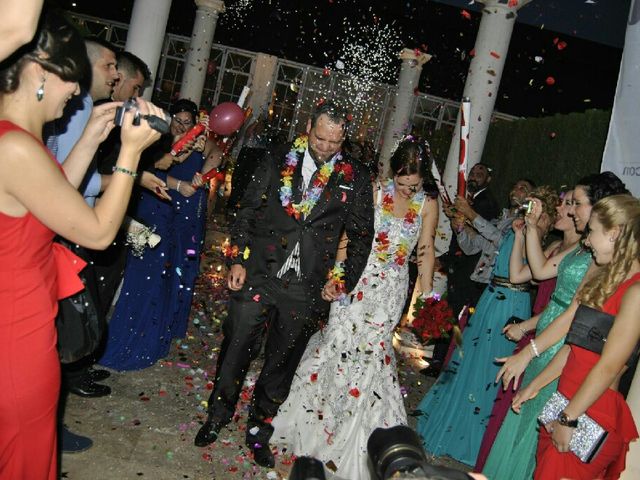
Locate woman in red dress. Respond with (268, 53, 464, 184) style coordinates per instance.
(0, 12, 162, 480)
(514, 194, 640, 479)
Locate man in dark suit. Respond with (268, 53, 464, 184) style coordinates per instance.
(194, 102, 374, 467)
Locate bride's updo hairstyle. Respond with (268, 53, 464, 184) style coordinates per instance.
(389, 136, 438, 198)
(0, 10, 89, 94)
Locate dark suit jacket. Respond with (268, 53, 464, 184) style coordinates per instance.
(230, 143, 374, 301)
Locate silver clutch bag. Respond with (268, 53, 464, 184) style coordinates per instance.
(538, 391, 608, 463)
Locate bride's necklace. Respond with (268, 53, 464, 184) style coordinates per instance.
(279, 135, 338, 220)
(374, 179, 424, 268)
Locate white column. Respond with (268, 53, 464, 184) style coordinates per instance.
(180, 0, 225, 106)
(621, 366, 640, 479)
(378, 48, 431, 177)
(125, 0, 172, 101)
(442, 0, 532, 197)
(247, 53, 278, 120)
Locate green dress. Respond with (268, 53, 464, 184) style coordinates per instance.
(482, 247, 591, 480)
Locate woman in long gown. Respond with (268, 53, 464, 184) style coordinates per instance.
(476, 189, 589, 473)
(0, 12, 161, 479)
(99, 100, 216, 370)
(271, 138, 439, 479)
(487, 173, 629, 478)
(514, 194, 640, 479)
(415, 186, 559, 467)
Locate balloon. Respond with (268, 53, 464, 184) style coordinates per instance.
(209, 102, 244, 136)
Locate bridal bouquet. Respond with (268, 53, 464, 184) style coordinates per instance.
(411, 293, 461, 346)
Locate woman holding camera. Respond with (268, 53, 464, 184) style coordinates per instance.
(0, 11, 161, 479)
(513, 195, 640, 479)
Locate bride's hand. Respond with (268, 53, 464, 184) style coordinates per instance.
(321, 280, 341, 301)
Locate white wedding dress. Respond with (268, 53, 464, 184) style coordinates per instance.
(271, 182, 426, 479)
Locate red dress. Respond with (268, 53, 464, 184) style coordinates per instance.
(0, 121, 86, 480)
(534, 273, 640, 480)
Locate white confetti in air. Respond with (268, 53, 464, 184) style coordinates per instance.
(331, 17, 403, 110)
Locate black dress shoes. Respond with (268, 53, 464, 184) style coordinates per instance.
(194, 420, 223, 447)
(250, 444, 275, 468)
(68, 380, 111, 398)
(88, 368, 111, 382)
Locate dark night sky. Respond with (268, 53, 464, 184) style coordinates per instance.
(54, 0, 627, 118)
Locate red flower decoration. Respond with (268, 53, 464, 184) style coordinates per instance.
(384, 355, 391, 365)
(411, 296, 458, 345)
(349, 387, 360, 398)
(335, 162, 354, 182)
(310, 373, 318, 382)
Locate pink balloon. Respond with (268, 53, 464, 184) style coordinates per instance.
(209, 102, 244, 136)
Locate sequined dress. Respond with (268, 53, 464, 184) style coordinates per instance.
(271, 182, 426, 480)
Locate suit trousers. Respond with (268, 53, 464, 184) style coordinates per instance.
(207, 271, 326, 446)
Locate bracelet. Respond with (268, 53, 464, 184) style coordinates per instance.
(112, 166, 138, 178)
(530, 339, 540, 358)
(176, 180, 182, 193)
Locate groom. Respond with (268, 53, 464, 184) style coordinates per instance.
(195, 101, 374, 466)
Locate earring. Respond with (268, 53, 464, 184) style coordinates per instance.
(36, 78, 45, 102)
(610, 237, 615, 243)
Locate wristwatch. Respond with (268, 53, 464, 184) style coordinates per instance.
(557, 411, 579, 428)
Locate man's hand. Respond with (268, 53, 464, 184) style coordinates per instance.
(140, 171, 171, 200)
(227, 264, 246, 291)
(453, 196, 477, 221)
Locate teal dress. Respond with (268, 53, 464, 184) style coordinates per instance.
(416, 231, 532, 466)
(482, 247, 591, 480)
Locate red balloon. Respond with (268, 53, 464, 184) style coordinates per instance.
(209, 102, 244, 136)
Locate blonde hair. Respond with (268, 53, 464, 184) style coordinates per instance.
(578, 194, 640, 309)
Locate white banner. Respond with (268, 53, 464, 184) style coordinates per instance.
(601, 0, 640, 197)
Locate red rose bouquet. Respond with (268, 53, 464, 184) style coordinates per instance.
(411, 294, 461, 347)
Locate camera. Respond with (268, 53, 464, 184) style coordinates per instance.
(368, 425, 474, 480)
(288, 426, 476, 480)
(114, 97, 171, 134)
(518, 200, 534, 215)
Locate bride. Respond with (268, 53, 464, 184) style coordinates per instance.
(271, 137, 439, 479)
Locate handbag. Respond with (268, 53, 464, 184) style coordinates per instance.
(55, 242, 105, 364)
(538, 391, 608, 463)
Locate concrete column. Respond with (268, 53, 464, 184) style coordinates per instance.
(378, 48, 431, 177)
(125, 0, 172, 101)
(621, 365, 640, 479)
(247, 53, 278, 120)
(442, 0, 532, 197)
(180, 0, 225, 106)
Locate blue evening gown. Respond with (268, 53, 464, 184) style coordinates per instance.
(415, 230, 531, 466)
(165, 151, 207, 339)
(99, 178, 175, 371)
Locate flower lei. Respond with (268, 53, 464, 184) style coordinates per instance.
(279, 135, 340, 220)
(374, 179, 424, 269)
(327, 262, 348, 305)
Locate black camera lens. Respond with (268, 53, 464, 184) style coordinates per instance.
(368, 426, 427, 480)
(289, 456, 326, 480)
